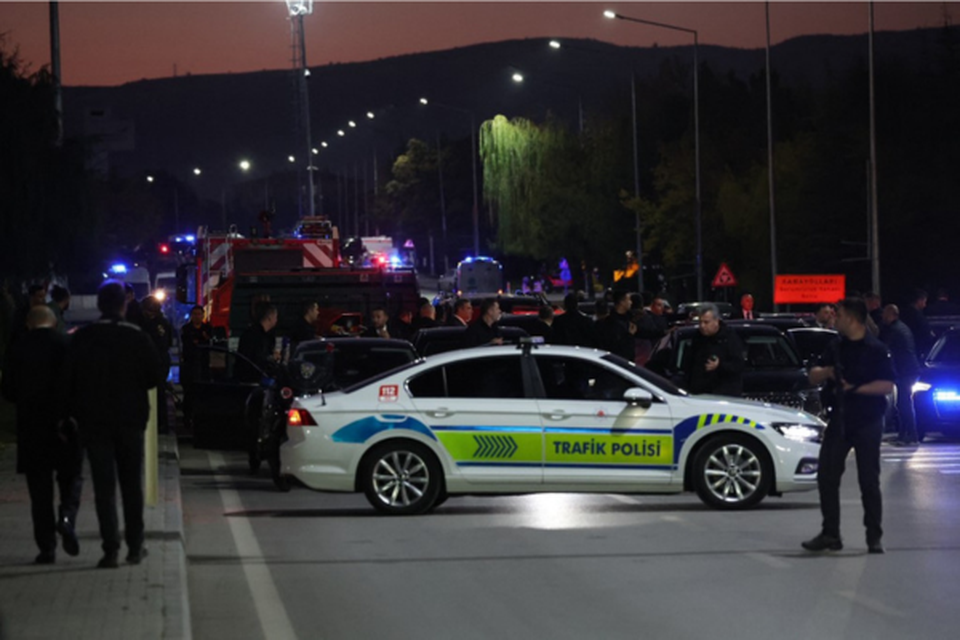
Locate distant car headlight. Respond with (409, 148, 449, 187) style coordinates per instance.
(772, 422, 824, 443)
(912, 381, 932, 393)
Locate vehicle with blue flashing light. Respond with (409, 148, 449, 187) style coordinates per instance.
(279, 342, 823, 515)
(454, 256, 504, 297)
(913, 328, 960, 441)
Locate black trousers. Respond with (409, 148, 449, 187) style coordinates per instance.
(24, 438, 84, 554)
(85, 428, 145, 554)
(817, 417, 883, 541)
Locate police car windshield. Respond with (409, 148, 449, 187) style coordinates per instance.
(601, 354, 687, 396)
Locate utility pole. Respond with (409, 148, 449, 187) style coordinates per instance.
(49, 1, 63, 148)
(868, 2, 881, 295)
(766, 2, 778, 309)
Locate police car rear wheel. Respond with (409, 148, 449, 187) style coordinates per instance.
(693, 434, 772, 509)
(361, 442, 442, 515)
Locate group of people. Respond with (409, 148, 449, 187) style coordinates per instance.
(2, 280, 161, 568)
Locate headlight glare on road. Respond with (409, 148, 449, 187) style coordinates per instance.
(772, 422, 823, 443)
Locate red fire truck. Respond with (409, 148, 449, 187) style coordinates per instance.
(176, 217, 419, 342)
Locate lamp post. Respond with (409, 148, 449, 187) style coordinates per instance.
(765, 2, 778, 308)
(605, 10, 703, 300)
(285, 0, 317, 217)
(419, 97, 480, 257)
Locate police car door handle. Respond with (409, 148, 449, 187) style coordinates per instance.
(427, 409, 452, 418)
(544, 410, 569, 421)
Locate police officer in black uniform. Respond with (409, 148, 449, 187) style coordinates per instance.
(64, 280, 160, 568)
(803, 297, 896, 554)
(237, 302, 279, 383)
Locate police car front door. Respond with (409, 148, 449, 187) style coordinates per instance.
(534, 356, 673, 485)
(408, 354, 543, 485)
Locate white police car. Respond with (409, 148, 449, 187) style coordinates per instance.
(279, 344, 823, 514)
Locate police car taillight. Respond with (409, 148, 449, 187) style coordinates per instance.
(287, 409, 317, 427)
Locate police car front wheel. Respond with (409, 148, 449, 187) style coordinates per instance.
(360, 441, 443, 515)
(693, 434, 772, 509)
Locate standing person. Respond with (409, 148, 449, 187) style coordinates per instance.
(731, 293, 757, 320)
(900, 288, 936, 358)
(802, 298, 896, 554)
(1, 306, 82, 564)
(463, 298, 503, 347)
(289, 300, 319, 351)
(881, 304, 920, 446)
(47, 285, 70, 334)
(140, 296, 173, 433)
(237, 302, 280, 383)
(63, 280, 160, 568)
(123, 283, 143, 326)
(551, 293, 597, 348)
(527, 305, 555, 342)
(814, 303, 837, 330)
(410, 297, 438, 333)
(684, 303, 745, 397)
(864, 292, 883, 328)
(362, 307, 393, 339)
(447, 298, 473, 327)
(180, 305, 213, 429)
(596, 290, 637, 361)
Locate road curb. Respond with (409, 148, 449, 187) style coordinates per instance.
(160, 434, 192, 640)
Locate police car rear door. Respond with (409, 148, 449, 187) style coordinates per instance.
(533, 354, 674, 485)
(407, 353, 543, 485)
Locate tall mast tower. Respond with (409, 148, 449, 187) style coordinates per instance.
(286, 1, 317, 217)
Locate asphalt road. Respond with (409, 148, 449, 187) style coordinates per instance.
(181, 438, 960, 640)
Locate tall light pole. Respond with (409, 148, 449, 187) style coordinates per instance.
(286, 0, 317, 217)
(49, 1, 63, 148)
(868, 2, 881, 295)
(419, 97, 480, 257)
(765, 2, 778, 308)
(548, 39, 642, 295)
(606, 10, 703, 300)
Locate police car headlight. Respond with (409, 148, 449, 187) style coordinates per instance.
(772, 422, 823, 443)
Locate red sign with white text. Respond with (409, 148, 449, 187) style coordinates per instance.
(774, 275, 846, 304)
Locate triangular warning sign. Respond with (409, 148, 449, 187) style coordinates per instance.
(712, 262, 738, 288)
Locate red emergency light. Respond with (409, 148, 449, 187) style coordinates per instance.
(159, 243, 170, 255)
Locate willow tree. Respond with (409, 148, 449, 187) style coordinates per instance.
(479, 115, 582, 259)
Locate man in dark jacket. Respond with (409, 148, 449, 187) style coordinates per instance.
(237, 302, 279, 383)
(900, 289, 935, 358)
(1, 306, 82, 564)
(63, 280, 160, 568)
(684, 303, 745, 397)
(463, 298, 503, 347)
(881, 304, 919, 446)
(140, 296, 173, 432)
(180, 305, 214, 428)
(552, 293, 597, 348)
(596, 290, 636, 361)
(289, 300, 319, 351)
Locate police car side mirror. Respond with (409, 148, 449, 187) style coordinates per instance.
(624, 387, 653, 408)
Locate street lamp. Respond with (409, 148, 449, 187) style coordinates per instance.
(288, 155, 296, 163)
(419, 96, 481, 257)
(366, 112, 375, 120)
(239, 160, 251, 171)
(193, 167, 201, 176)
(146, 175, 155, 183)
(605, 9, 704, 300)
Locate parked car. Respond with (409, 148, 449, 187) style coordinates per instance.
(646, 322, 823, 417)
(913, 328, 960, 441)
(785, 326, 839, 365)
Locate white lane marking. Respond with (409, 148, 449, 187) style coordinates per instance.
(210, 452, 300, 640)
(607, 494, 643, 505)
(906, 463, 960, 469)
(836, 590, 907, 618)
(939, 469, 960, 474)
(745, 552, 791, 569)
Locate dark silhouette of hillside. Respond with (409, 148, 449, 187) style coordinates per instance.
(61, 27, 953, 199)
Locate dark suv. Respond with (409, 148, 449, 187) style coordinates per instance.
(646, 322, 823, 417)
